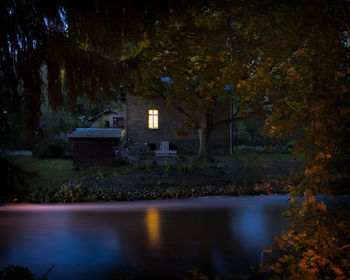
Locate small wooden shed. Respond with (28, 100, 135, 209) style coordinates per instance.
(68, 128, 122, 167)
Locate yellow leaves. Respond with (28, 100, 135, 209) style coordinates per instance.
(237, 80, 251, 91)
(205, 55, 212, 62)
(315, 152, 332, 161)
(278, 254, 290, 264)
(336, 71, 345, 78)
(207, 80, 215, 89)
(174, 22, 182, 30)
(282, 234, 289, 241)
(269, 262, 283, 274)
(335, 71, 345, 81)
(340, 107, 350, 117)
(139, 39, 150, 48)
(194, 20, 201, 27)
(186, 68, 194, 76)
(236, 81, 244, 88)
(317, 201, 327, 212)
(190, 56, 199, 62)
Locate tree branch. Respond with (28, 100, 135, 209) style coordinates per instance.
(212, 111, 253, 129)
(148, 88, 193, 119)
(339, 0, 350, 29)
(340, 244, 350, 250)
(323, 0, 350, 33)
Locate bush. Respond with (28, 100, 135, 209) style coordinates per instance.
(33, 137, 73, 159)
(0, 156, 37, 199)
(0, 265, 35, 280)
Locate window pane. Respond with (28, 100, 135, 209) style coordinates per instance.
(148, 109, 158, 129)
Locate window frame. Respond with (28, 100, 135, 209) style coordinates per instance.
(148, 109, 159, 129)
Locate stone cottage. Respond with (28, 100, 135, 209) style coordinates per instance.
(125, 93, 232, 155)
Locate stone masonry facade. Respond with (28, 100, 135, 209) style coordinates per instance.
(125, 94, 231, 155)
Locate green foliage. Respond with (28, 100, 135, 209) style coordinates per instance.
(33, 137, 73, 159)
(95, 117, 109, 128)
(240, 115, 266, 146)
(163, 157, 226, 174)
(78, 165, 135, 178)
(175, 127, 190, 138)
(40, 105, 80, 137)
(120, 129, 126, 140)
(52, 184, 87, 203)
(0, 156, 38, 199)
(3, 155, 80, 194)
(133, 161, 155, 171)
(39, 89, 124, 137)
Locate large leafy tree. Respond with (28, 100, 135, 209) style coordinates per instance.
(246, 1, 350, 278)
(130, 5, 269, 160)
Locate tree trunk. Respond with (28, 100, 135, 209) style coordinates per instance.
(197, 112, 212, 161)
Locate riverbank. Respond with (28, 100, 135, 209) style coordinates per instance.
(26, 173, 292, 203)
(2, 153, 302, 203)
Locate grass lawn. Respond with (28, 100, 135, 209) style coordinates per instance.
(1, 151, 306, 202)
(216, 150, 305, 178)
(216, 150, 300, 162)
(3, 151, 305, 193)
(3, 155, 144, 191)
(4, 155, 80, 191)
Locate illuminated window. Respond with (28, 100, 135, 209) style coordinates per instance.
(148, 110, 159, 129)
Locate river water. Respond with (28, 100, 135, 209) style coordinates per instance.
(0, 195, 290, 279)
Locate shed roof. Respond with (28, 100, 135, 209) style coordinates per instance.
(68, 128, 122, 139)
(87, 109, 122, 122)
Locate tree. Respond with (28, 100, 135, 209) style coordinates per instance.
(0, 0, 191, 135)
(130, 6, 269, 160)
(249, 1, 350, 278)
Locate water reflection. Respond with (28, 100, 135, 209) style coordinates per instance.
(231, 205, 286, 261)
(145, 208, 160, 247)
(0, 196, 290, 279)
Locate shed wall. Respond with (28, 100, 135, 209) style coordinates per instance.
(72, 138, 116, 166)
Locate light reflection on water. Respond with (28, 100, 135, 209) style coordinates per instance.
(146, 208, 160, 248)
(0, 195, 290, 279)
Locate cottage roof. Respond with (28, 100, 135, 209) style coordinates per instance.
(87, 109, 123, 122)
(68, 128, 122, 139)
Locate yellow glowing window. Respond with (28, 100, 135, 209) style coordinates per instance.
(148, 110, 159, 129)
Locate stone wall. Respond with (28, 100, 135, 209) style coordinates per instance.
(125, 94, 231, 155)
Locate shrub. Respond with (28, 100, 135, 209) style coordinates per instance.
(0, 156, 37, 199)
(33, 137, 73, 159)
(0, 265, 35, 280)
